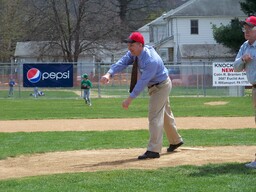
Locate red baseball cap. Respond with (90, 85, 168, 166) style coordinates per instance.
(124, 32, 144, 45)
(242, 16, 256, 27)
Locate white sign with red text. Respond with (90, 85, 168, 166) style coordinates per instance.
(212, 62, 250, 86)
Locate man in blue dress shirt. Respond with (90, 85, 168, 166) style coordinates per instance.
(101, 32, 183, 159)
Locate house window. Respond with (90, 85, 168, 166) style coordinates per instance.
(154, 25, 167, 42)
(168, 48, 174, 62)
(190, 20, 198, 34)
(150, 25, 167, 43)
(159, 49, 168, 62)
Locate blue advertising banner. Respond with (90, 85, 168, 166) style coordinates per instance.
(23, 63, 73, 87)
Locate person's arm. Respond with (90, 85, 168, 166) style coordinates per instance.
(101, 52, 133, 84)
(88, 80, 93, 88)
(122, 96, 133, 109)
(100, 73, 111, 84)
(122, 58, 159, 109)
(233, 43, 247, 72)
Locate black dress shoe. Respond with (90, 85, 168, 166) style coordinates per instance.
(138, 151, 160, 160)
(167, 141, 184, 152)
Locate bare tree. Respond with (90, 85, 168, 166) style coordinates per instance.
(0, 0, 27, 62)
(0, 0, 187, 62)
(23, 0, 118, 62)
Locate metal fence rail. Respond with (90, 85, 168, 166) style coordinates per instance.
(0, 62, 246, 99)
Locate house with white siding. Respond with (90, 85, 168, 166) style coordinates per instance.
(138, 0, 247, 63)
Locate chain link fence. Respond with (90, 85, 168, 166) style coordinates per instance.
(0, 62, 246, 99)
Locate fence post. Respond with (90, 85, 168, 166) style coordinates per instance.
(203, 62, 206, 97)
(97, 63, 101, 98)
(18, 61, 22, 98)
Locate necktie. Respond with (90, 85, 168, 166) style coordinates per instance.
(129, 57, 138, 93)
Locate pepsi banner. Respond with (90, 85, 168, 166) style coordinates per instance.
(23, 63, 73, 87)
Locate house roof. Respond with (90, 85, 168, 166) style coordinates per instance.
(138, 0, 246, 31)
(179, 44, 235, 59)
(14, 41, 62, 57)
(164, 0, 246, 18)
(14, 41, 128, 62)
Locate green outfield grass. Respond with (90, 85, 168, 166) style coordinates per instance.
(0, 96, 255, 191)
(0, 96, 253, 120)
(0, 164, 255, 192)
(0, 85, 246, 98)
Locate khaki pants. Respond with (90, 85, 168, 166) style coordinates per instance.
(147, 78, 183, 153)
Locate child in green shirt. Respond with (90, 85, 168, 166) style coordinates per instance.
(81, 73, 93, 106)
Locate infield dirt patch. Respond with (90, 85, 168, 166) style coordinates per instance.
(0, 117, 254, 132)
(0, 117, 255, 180)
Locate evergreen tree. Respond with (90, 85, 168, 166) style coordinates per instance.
(212, 0, 256, 53)
(212, 18, 244, 53)
(240, 0, 256, 15)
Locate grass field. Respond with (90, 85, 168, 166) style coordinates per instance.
(0, 95, 255, 192)
(0, 165, 255, 192)
(0, 96, 253, 120)
(0, 85, 248, 99)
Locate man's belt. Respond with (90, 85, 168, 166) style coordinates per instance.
(148, 83, 160, 89)
(148, 79, 169, 89)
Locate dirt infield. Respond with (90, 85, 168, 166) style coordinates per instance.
(0, 117, 255, 132)
(0, 117, 255, 180)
